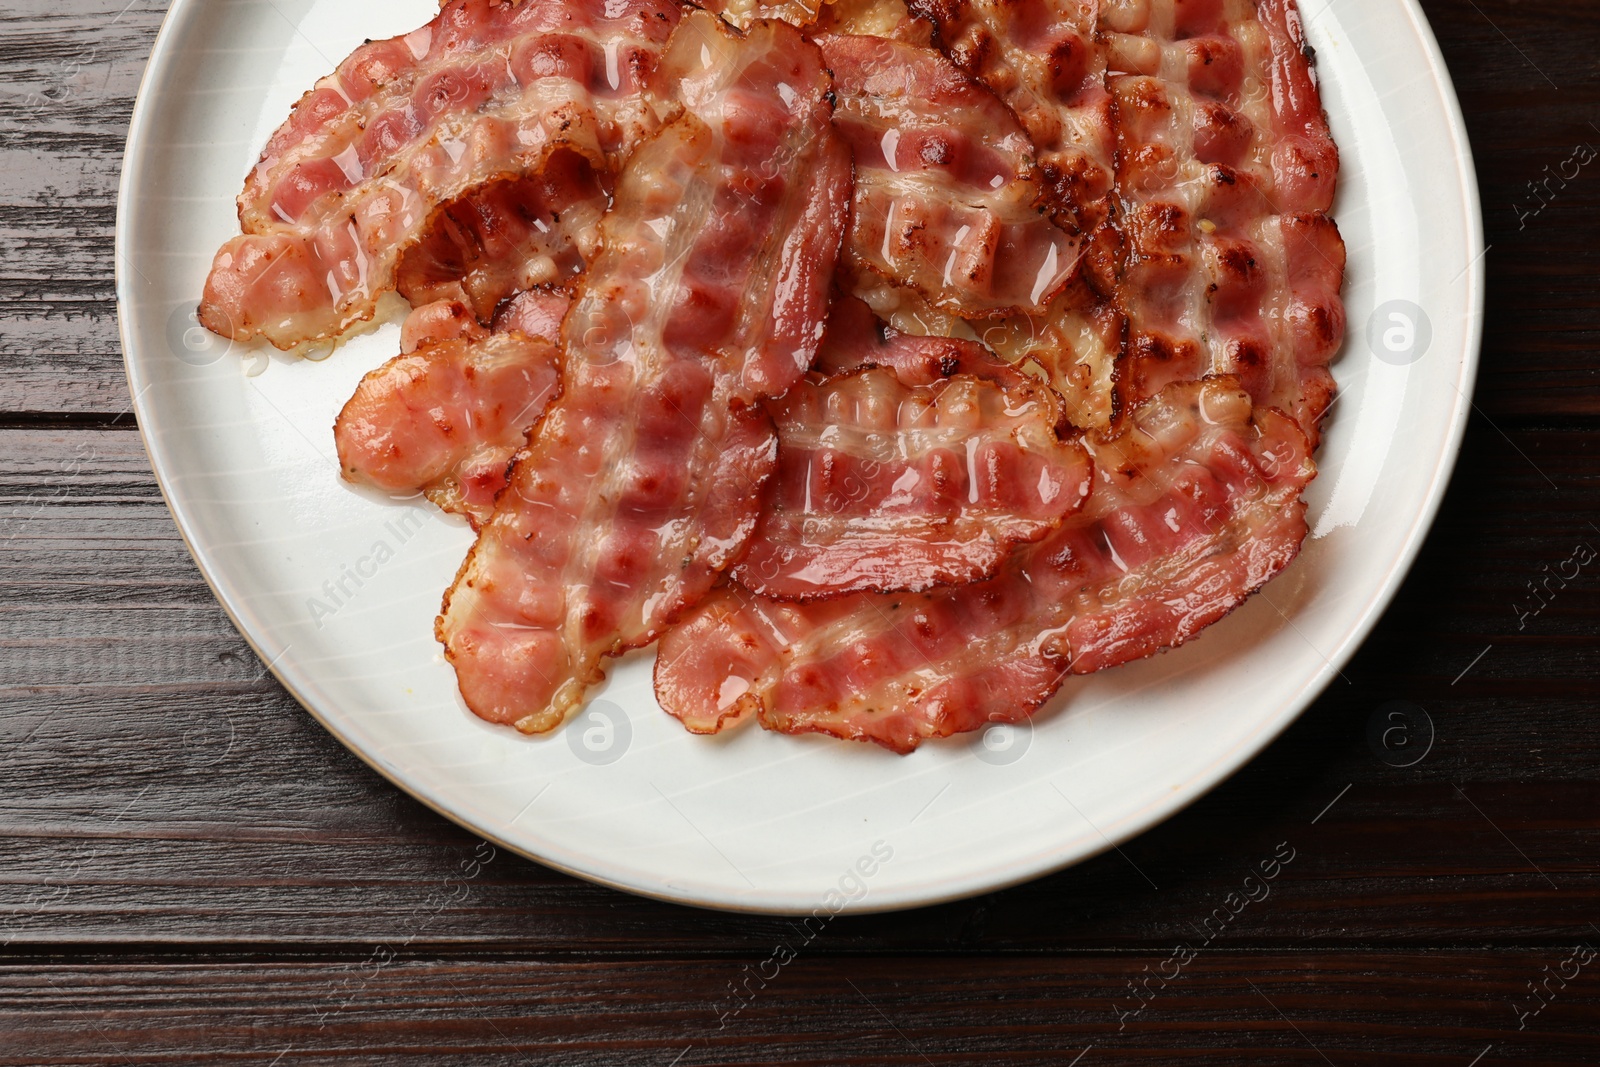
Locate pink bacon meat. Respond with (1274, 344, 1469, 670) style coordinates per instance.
(817, 33, 1081, 320)
(199, 0, 680, 349)
(657, 378, 1314, 752)
(654, 0, 1342, 751)
(397, 296, 490, 355)
(436, 12, 851, 733)
(733, 298, 1092, 600)
(700, 0, 930, 38)
(696, 0, 826, 30)
(489, 289, 572, 344)
(334, 296, 568, 528)
(841, 1, 1125, 433)
(1107, 0, 1345, 443)
(909, 0, 1116, 237)
(391, 289, 573, 355)
(392, 150, 606, 323)
(812, 0, 934, 40)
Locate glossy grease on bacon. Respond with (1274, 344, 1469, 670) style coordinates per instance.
(818, 33, 1081, 320)
(436, 13, 850, 733)
(734, 298, 1092, 600)
(335, 310, 566, 527)
(1107, 0, 1345, 443)
(199, 0, 679, 349)
(909, 0, 1116, 237)
(657, 379, 1315, 751)
(833, 3, 1127, 433)
(207, 0, 1348, 754)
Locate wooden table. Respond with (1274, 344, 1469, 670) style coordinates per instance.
(2, 1, 1597, 1062)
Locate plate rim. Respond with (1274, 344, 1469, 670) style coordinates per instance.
(116, 0, 1486, 915)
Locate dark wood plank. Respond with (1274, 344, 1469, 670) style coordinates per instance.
(1, 953, 1597, 1065)
(0, 1, 166, 416)
(1444, 0, 1600, 418)
(0, 0, 1597, 418)
(2, 420, 1595, 950)
(1, 0, 1598, 1059)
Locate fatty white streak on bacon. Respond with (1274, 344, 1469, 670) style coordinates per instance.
(697, 0, 825, 30)
(489, 289, 573, 343)
(394, 288, 571, 355)
(733, 297, 1092, 600)
(845, 1, 1126, 433)
(971, 278, 1126, 431)
(199, 0, 680, 350)
(398, 296, 488, 354)
(701, 0, 931, 38)
(334, 318, 565, 528)
(436, 13, 851, 733)
(819, 34, 1081, 320)
(1107, 0, 1345, 444)
(909, 0, 1116, 237)
(656, 378, 1313, 751)
(813, 0, 933, 40)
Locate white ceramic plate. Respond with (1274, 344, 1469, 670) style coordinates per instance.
(118, 0, 1483, 914)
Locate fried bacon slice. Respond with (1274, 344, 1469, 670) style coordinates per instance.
(697, 0, 825, 30)
(391, 152, 607, 322)
(813, 0, 933, 40)
(814, 27, 1120, 432)
(903, 0, 1128, 434)
(335, 296, 569, 527)
(1107, 0, 1345, 442)
(908, 0, 1116, 238)
(199, 0, 680, 350)
(656, 378, 1314, 751)
(393, 288, 571, 355)
(398, 296, 489, 354)
(821, 4, 1124, 433)
(436, 13, 850, 733)
(818, 34, 1081, 320)
(701, 0, 932, 37)
(489, 289, 572, 344)
(733, 298, 1092, 600)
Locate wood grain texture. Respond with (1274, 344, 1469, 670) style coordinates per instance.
(0, 0, 1597, 1062)
(1, 954, 1597, 1065)
(0, 1, 165, 417)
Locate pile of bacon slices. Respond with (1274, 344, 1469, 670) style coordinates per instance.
(198, 0, 1345, 753)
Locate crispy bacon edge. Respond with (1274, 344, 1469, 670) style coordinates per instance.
(435, 12, 852, 733)
(732, 298, 1093, 600)
(657, 378, 1315, 751)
